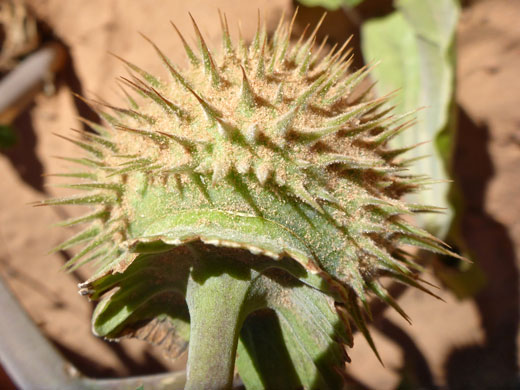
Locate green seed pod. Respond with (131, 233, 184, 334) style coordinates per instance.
(40, 10, 459, 390)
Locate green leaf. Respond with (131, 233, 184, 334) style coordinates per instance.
(297, 0, 364, 11)
(361, 0, 460, 238)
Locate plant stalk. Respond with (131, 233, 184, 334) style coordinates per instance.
(185, 261, 251, 390)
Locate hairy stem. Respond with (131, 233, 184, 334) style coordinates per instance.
(185, 259, 252, 390)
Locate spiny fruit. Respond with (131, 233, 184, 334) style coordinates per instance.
(40, 9, 457, 385)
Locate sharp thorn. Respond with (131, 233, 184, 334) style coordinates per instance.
(170, 20, 200, 66)
(189, 13, 221, 87)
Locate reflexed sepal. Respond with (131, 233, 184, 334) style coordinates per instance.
(84, 245, 349, 389)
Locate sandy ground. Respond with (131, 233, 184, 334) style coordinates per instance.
(0, 0, 518, 389)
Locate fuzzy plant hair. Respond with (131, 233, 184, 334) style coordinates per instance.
(39, 9, 459, 390)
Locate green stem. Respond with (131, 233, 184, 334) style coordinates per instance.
(185, 260, 252, 390)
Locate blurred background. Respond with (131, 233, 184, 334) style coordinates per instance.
(0, 0, 518, 388)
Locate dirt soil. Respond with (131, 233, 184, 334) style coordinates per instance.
(0, 0, 518, 389)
